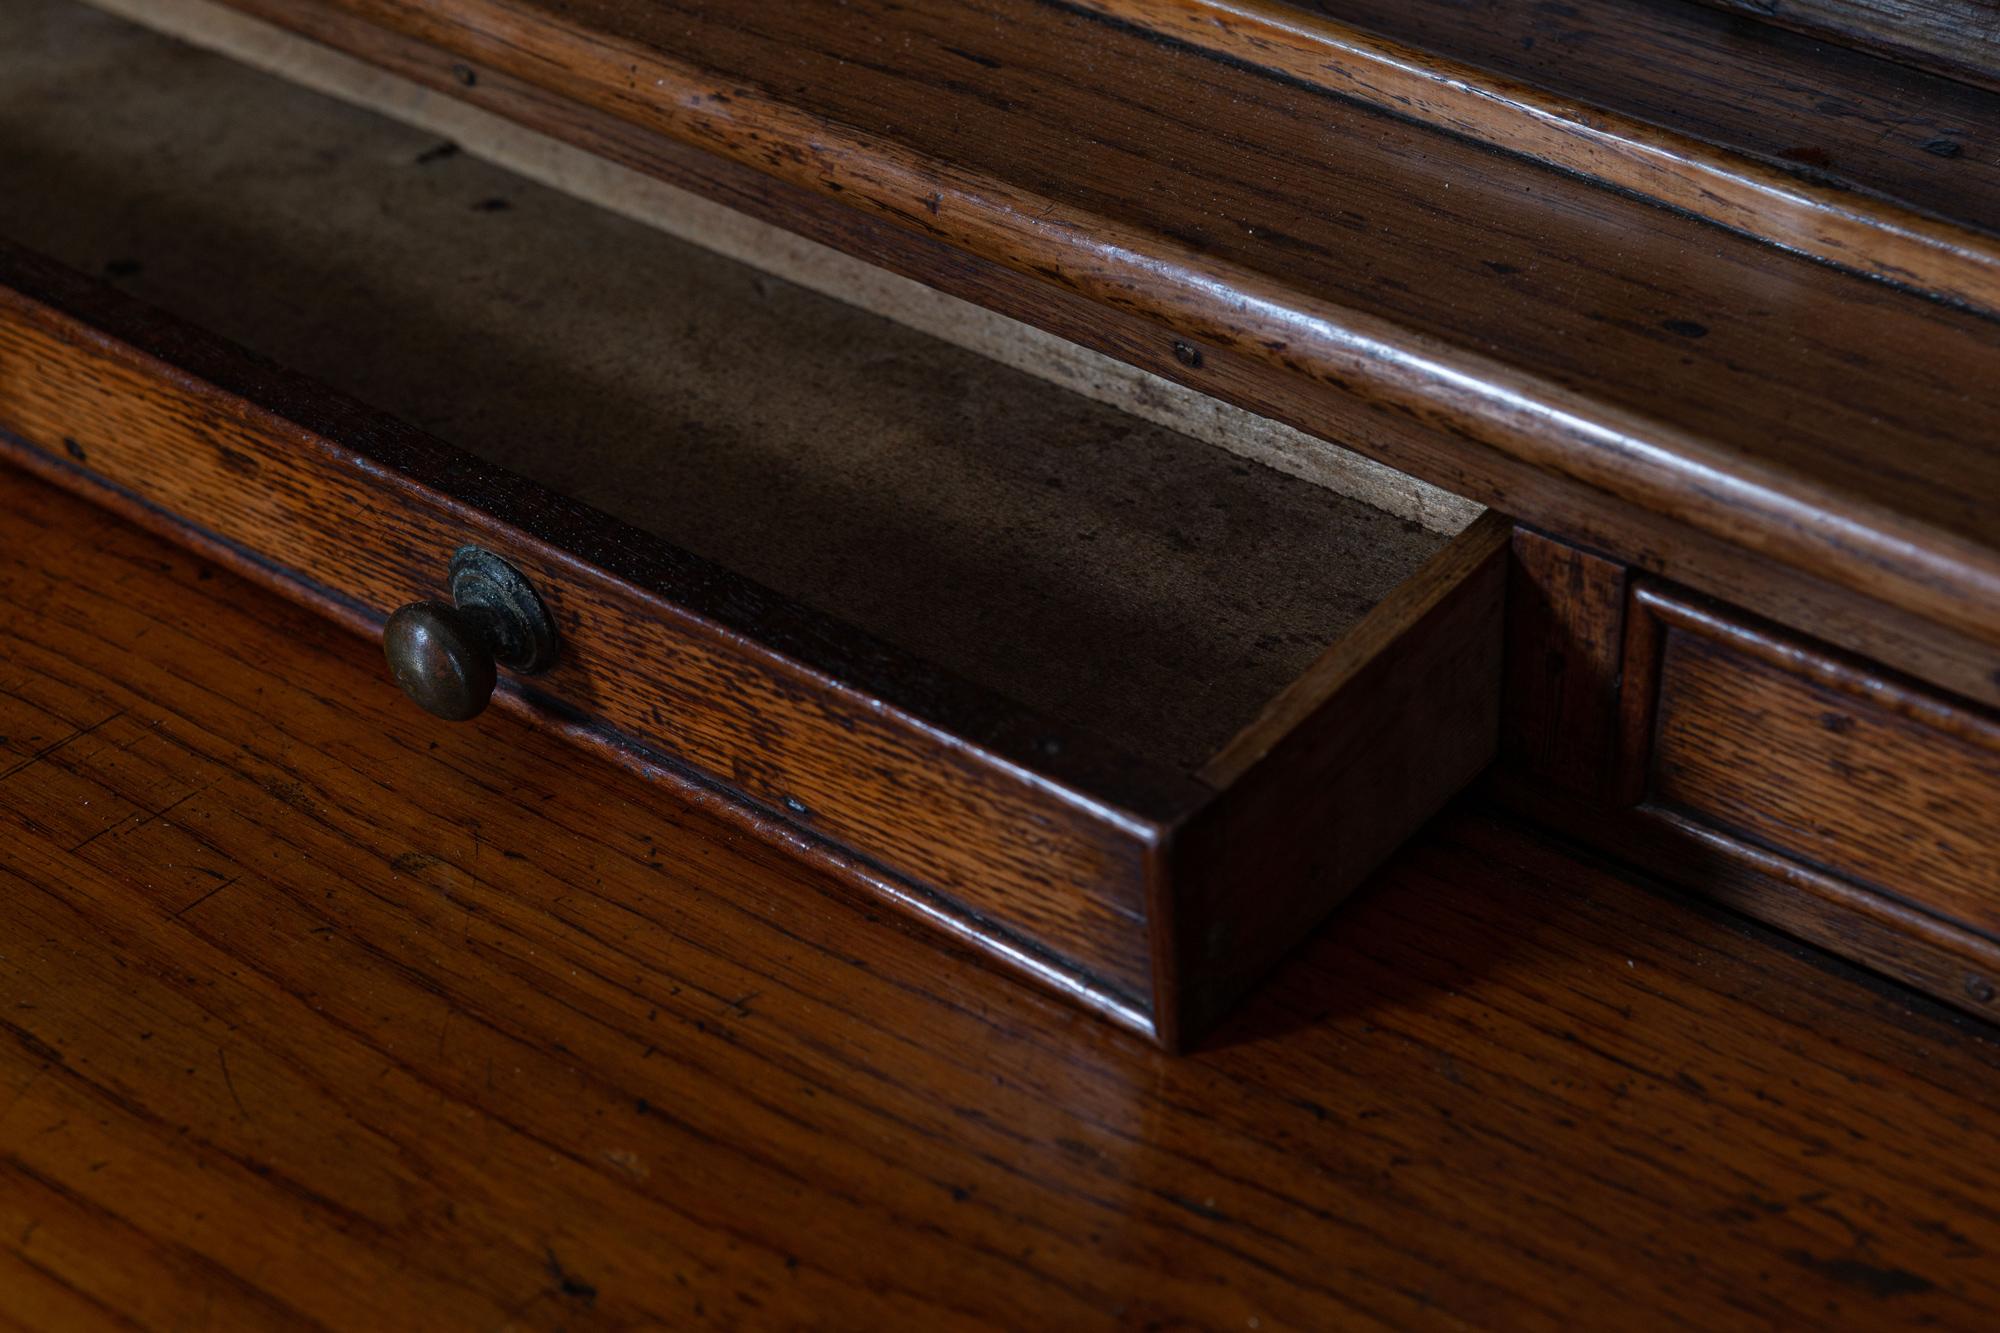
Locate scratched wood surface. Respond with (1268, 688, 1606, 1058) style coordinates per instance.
(200, 0, 2000, 657)
(1280, 0, 2000, 230)
(1692, 0, 2000, 92)
(90, 0, 2000, 718)
(1092, 0, 2000, 316)
(5, 457, 2000, 1329)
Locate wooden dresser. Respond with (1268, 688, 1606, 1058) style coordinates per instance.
(1, 1, 1998, 1320)
(8, 0, 1994, 1044)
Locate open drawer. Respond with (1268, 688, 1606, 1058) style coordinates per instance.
(0, 0, 1504, 1047)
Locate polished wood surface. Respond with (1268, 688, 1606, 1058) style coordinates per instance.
(103, 0, 1998, 721)
(1619, 582, 2000, 1014)
(0, 241, 1184, 1036)
(3, 0, 1467, 773)
(1693, 0, 2000, 92)
(1497, 559, 2000, 1027)
(0, 230, 1516, 1043)
(201, 0, 2000, 659)
(6, 470, 2000, 1329)
(1090, 0, 2000, 311)
(1502, 528, 1629, 796)
(1635, 586, 2000, 927)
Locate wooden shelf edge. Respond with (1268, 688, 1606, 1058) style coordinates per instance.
(1691, 0, 2000, 96)
(186, 0, 2000, 656)
(1082, 0, 2000, 316)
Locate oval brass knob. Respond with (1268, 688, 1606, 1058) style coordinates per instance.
(384, 547, 558, 721)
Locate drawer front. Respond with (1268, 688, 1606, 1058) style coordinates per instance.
(0, 249, 1186, 1032)
(0, 245, 1506, 1047)
(1621, 584, 2000, 946)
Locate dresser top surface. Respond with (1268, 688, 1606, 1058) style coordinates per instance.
(3, 470, 1996, 1330)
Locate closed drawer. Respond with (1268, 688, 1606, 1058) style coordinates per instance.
(0, 2, 1503, 1047)
(1619, 583, 2000, 993)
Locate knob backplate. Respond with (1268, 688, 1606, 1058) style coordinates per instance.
(447, 546, 560, 675)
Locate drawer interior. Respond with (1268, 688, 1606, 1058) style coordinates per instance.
(0, 0, 1472, 777)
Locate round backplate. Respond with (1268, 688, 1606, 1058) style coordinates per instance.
(447, 546, 560, 675)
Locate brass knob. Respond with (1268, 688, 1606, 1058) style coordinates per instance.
(384, 547, 558, 721)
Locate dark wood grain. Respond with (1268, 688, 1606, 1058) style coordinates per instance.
(199, 0, 2000, 658)
(0, 237, 1513, 1043)
(1647, 597, 2000, 930)
(1501, 574, 2000, 1025)
(1624, 583, 2000, 979)
(1502, 528, 1629, 794)
(1695, 0, 2000, 92)
(1172, 513, 1509, 1041)
(0, 243, 1190, 1034)
(98, 0, 1999, 715)
(0, 1, 1458, 778)
(5, 471, 2000, 1328)
(1094, 0, 2000, 312)
(1502, 773, 2000, 1030)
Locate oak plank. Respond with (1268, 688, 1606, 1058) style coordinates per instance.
(4, 471, 2000, 1327)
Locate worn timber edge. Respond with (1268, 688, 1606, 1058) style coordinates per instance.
(187, 0, 2000, 662)
(1691, 0, 2000, 95)
(1166, 514, 1510, 1043)
(0, 242, 1217, 1040)
(1080, 0, 2000, 315)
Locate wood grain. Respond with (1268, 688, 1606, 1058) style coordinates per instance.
(0, 4, 1513, 1045)
(0, 1, 1459, 776)
(6, 471, 2000, 1327)
(1694, 0, 2000, 92)
(83, 0, 1996, 715)
(198, 0, 2000, 655)
(0, 244, 1189, 1033)
(1085, 0, 2000, 313)
(1499, 775, 2000, 1029)
(1502, 574, 2000, 1026)
(1624, 582, 2000, 956)
(1174, 514, 1508, 1040)
(64, 0, 1479, 537)
(1202, 511, 1510, 787)
(1501, 529, 1629, 795)
(0, 235, 1511, 1043)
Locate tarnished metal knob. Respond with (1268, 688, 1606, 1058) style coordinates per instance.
(384, 547, 558, 721)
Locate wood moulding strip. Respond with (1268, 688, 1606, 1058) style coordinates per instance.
(140, 0, 2000, 650)
(1077, 0, 2000, 317)
(1691, 0, 2000, 95)
(76, 0, 1479, 536)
